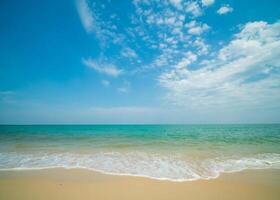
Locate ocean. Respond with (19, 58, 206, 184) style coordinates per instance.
(0, 124, 279, 181)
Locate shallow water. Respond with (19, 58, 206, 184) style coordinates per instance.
(0, 124, 279, 181)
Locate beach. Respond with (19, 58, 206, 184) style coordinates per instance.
(1, 0, 280, 199)
(0, 125, 279, 199)
(0, 168, 279, 200)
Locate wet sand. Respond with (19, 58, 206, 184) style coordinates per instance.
(0, 169, 279, 200)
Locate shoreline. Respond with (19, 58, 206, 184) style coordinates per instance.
(0, 168, 279, 200)
(0, 166, 278, 182)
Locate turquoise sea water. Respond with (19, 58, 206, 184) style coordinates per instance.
(0, 124, 279, 181)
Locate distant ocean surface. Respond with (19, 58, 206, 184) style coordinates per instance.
(0, 125, 279, 181)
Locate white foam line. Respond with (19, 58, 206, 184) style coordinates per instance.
(0, 165, 274, 182)
(0, 166, 211, 182)
(1, 153, 279, 182)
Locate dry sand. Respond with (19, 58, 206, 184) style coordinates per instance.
(0, 168, 279, 200)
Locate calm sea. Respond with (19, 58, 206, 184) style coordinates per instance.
(0, 124, 279, 181)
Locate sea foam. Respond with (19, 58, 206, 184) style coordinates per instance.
(0, 152, 279, 181)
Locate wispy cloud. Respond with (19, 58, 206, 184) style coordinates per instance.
(82, 58, 123, 77)
(170, 0, 183, 9)
(75, 1, 279, 121)
(121, 47, 138, 58)
(201, 0, 215, 7)
(185, 1, 203, 17)
(186, 20, 210, 35)
(159, 20, 280, 111)
(76, 0, 125, 47)
(76, 0, 94, 33)
(217, 5, 233, 15)
(193, 38, 209, 55)
(130, 0, 214, 73)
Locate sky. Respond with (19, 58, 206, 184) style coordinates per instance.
(0, 0, 280, 124)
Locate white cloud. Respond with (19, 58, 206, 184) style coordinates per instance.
(170, 0, 182, 9)
(159, 20, 280, 112)
(131, 0, 211, 72)
(76, 0, 94, 33)
(201, 0, 215, 7)
(186, 20, 210, 35)
(121, 47, 138, 58)
(185, 1, 203, 17)
(175, 51, 197, 69)
(82, 58, 123, 77)
(165, 16, 177, 25)
(76, 0, 125, 47)
(217, 5, 233, 15)
(193, 38, 209, 55)
(219, 21, 280, 60)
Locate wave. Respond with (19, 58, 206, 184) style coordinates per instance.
(0, 152, 279, 181)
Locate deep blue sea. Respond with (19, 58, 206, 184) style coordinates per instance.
(0, 124, 279, 181)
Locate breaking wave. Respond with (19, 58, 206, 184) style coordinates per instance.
(0, 152, 279, 181)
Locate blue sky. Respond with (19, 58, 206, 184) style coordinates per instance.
(0, 0, 280, 124)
